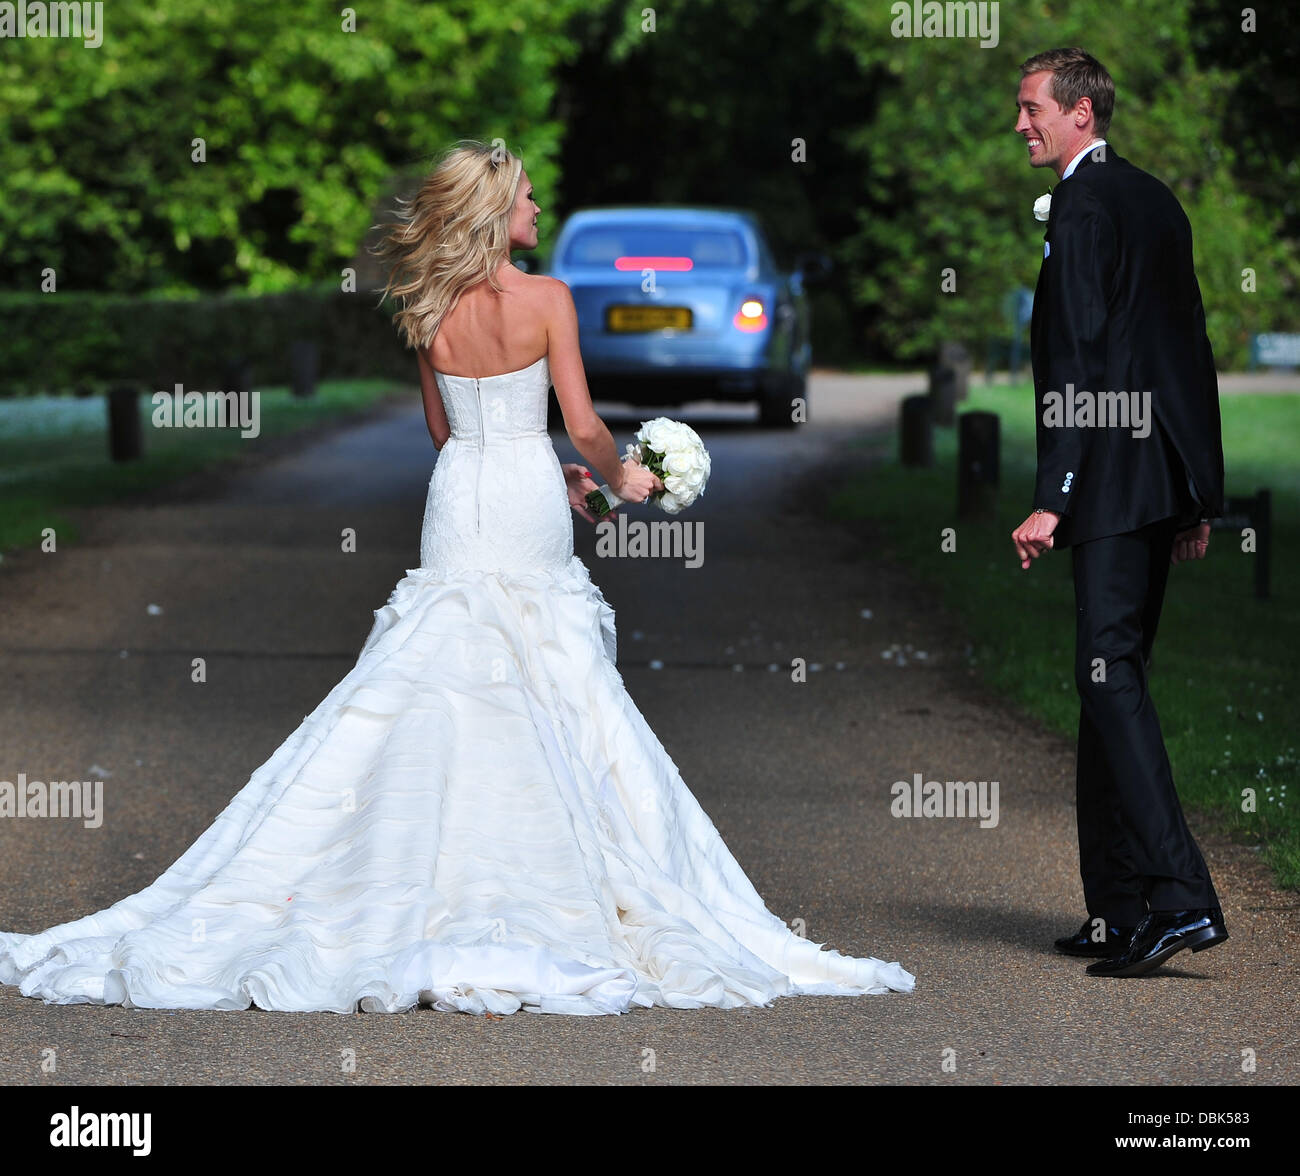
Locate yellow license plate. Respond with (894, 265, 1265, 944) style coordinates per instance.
(606, 305, 692, 332)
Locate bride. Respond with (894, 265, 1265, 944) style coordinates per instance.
(0, 142, 914, 1015)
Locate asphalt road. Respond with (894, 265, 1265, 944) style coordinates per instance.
(0, 374, 1295, 1086)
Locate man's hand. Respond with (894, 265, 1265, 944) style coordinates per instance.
(1170, 521, 1210, 565)
(562, 463, 616, 525)
(1012, 509, 1060, 570)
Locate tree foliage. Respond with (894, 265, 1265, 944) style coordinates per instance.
(1, 0, 1291, 368)
(830, 0, 1299, 367)
(0, 0, 587, 294)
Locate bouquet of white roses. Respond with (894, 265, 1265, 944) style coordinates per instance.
(585, 417, 711, 517)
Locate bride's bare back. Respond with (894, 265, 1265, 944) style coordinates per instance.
(425, 265, 550, 378)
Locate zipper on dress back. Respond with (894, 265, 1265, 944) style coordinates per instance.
(474, 377, 484, 535)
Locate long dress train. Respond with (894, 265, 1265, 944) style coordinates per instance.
(0, 354, 914, 1014)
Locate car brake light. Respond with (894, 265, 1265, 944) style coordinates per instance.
(614, 256, 694, 271)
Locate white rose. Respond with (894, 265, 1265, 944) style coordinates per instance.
(677, 431, 704, 457)
(639, 417, 672, 447)
(1033, 192, 1051, 222)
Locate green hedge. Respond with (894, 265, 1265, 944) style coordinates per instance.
(0, 288, 415, 397)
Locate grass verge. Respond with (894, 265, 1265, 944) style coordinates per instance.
(0, 381, 408, 552)
(829, 382, 1300, 890)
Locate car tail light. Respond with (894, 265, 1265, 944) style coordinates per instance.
(733, 298, 768, 332)
(614, 256, 694, 271)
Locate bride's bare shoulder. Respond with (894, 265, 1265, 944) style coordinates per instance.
(517, 272, 569, 298)
(520, 273, 574, 315)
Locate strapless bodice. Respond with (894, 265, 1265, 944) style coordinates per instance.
(434, 355, 551, 444)
(423, 354, 571, 573)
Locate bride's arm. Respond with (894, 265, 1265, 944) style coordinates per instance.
(416, 348, 451, 450)
(543, 280, 631, 495)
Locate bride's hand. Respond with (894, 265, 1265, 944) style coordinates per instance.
(613, 455, 664, 505)
(562, 463, 614, 525)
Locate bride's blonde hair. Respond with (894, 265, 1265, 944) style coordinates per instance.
(372, 140, 524, 351)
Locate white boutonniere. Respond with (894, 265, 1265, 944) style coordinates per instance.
(1033, 191, 1052, 222)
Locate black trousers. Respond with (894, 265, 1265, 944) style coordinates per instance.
(1071, 515, 1219, 922)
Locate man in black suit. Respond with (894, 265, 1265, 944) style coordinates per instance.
(1009, 47, 1229, 977)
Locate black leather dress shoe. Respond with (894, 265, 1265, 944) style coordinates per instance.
(1086, 908, 1228, 977)
(1054, 917, 1134, 956)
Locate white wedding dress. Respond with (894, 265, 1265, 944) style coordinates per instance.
(0, 354, 914, 1015)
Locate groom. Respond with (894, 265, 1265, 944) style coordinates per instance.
(1008, 47, 1229, 977)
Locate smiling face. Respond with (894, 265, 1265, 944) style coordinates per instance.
(507, 168, 540, 251)
(1015, 70, 1095, 178)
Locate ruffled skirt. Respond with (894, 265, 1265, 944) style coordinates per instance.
(1, 556, 913, 1013)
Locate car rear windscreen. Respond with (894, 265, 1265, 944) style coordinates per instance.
(562, 225, 750, 269)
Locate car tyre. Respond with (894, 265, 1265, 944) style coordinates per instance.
(758, 371, 804, 429)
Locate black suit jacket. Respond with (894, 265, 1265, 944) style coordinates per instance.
(1030, 145, 1225, 548)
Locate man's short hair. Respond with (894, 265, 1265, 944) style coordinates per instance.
(1020, 47, 1114, 137)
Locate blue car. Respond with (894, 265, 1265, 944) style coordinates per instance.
(546, 207, 825, 428)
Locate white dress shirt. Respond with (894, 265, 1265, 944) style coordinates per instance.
(1062, 138, 1108, 180)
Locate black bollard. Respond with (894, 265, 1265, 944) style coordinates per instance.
(957, 410, 1000, 520)
(1211, 490, 1272, 601)
(290, 340, 319, 399)
(1255, 488, 1271, 601)
(929, 365, 957, 426)
(900, 394, 934, 467)
(221, 357, 254, 429)
(939, 341, 972, 403)
(106, 384, 143, 462)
